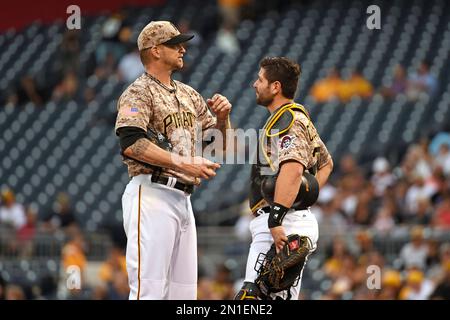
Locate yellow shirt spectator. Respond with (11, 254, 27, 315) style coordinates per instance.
(310, 69, 344, 103)
(62, 235, 86, 272)
(98, 249, 127, 283)
(338, 72, 374, 102)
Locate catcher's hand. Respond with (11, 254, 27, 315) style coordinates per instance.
(270, 226, 288, 253)
(255, 234, 313, 295)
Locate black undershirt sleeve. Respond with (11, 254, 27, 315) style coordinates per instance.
(116, 126, 147, 152)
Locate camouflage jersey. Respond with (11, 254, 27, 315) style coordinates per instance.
(249, 102, 332, 213)
(115, 72, 217, 184)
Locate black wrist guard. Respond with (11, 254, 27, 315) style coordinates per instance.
(268, 203, 289, 229)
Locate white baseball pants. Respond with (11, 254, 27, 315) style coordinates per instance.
(122, 174, 197, 300)
(243, 208, 319, 300)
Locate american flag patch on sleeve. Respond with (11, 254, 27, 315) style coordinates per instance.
(123, 107, 139, 116)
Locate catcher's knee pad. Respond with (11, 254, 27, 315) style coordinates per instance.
(234, 281, 264, 300)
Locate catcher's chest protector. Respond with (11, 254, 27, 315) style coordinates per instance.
(249, 103, 315, 213)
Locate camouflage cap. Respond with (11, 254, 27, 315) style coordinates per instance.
(137, 21, 194, 51)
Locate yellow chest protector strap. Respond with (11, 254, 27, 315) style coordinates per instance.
(260, 103, 311, 172)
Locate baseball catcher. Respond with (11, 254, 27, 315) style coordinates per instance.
(235, 57, 333, 300)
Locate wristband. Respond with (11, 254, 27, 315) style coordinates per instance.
(268, 202, 289, 228)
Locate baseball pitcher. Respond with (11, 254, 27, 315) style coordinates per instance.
(115, 21, 232, 300)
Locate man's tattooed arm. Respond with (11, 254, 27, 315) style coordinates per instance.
(124, 138, 221, 180)
(124, 138, 180, 169)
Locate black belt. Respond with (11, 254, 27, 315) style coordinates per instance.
(253, 204, 309, 217)
(253, 206, 271, 217)
(151, 175, 194, 194)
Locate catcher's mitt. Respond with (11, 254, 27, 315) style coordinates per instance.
(255, 234, 313, 299)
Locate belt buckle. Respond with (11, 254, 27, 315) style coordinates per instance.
(166, 177, 177, 188)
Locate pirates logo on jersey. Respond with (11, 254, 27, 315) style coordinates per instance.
(279, 135, 296, 150)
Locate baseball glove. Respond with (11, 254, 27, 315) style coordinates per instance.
(147, 128, 173, 151)
(255, 234, 313, 298)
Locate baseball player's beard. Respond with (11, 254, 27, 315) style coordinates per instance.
(256, 94, 274, 107)
(164, 57, 183, 72)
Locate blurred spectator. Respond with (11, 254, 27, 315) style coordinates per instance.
(373, 200, 396, 233)
(17, 205, 38, 243)
(331, 154, 360, 185)
(197, 276, 222, 300)
(94, 52, 117, 80)
(399, 227, 428, 270)
(425, 239, 442, 270)
(117, 46, 144, 83)
(430, 261, 450, 299)
(51, 72, 80, 103)
(323, 237, 350, 279)
(371, 157, 395, 198)
(405, 176, 435, 218)
(393, 179, 409, 220)
(4, 284, 26, 300)
(53, 30, 80, 76)
(210, 264, 235, 299)
(340, 154, 359, 175)
(91, 283, 109, 300)
(218, 0, 249, 30)
(429, 131, 450, 159)
(427, 243, 450, 281)
(433, 192, 450, 229)
(414, 143, 434, 179)
(378, 269, 402, 299)
(95, 13, 129, 66)
(435, 143, 450, 177)
(337, 70, 373, 102)
(0, 189, 26, 230)
(339, 171, 366, 220)
(406, 61, 438, 101)
(107, 271, 129, 300)
(98, 247, 127, 284)
(315, 189, 348, 244)
(43, 192, 77, 233)
(411, 197, 433, 225)
(310, 68, 343, 103)
(325, 254, 358, 299)
(61, 230, 87, 292)
(83, 85, 96, 105)
(15, 75, 46, 106)
(428, 167, 447, 201)
(399, 269, 435, 300)
(381, 64, 407, 98)
(352, 230, 375, 259)
(16, 205, 38, 257)
(216, 22, 240, 55)
(353, 183, 377, 226)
